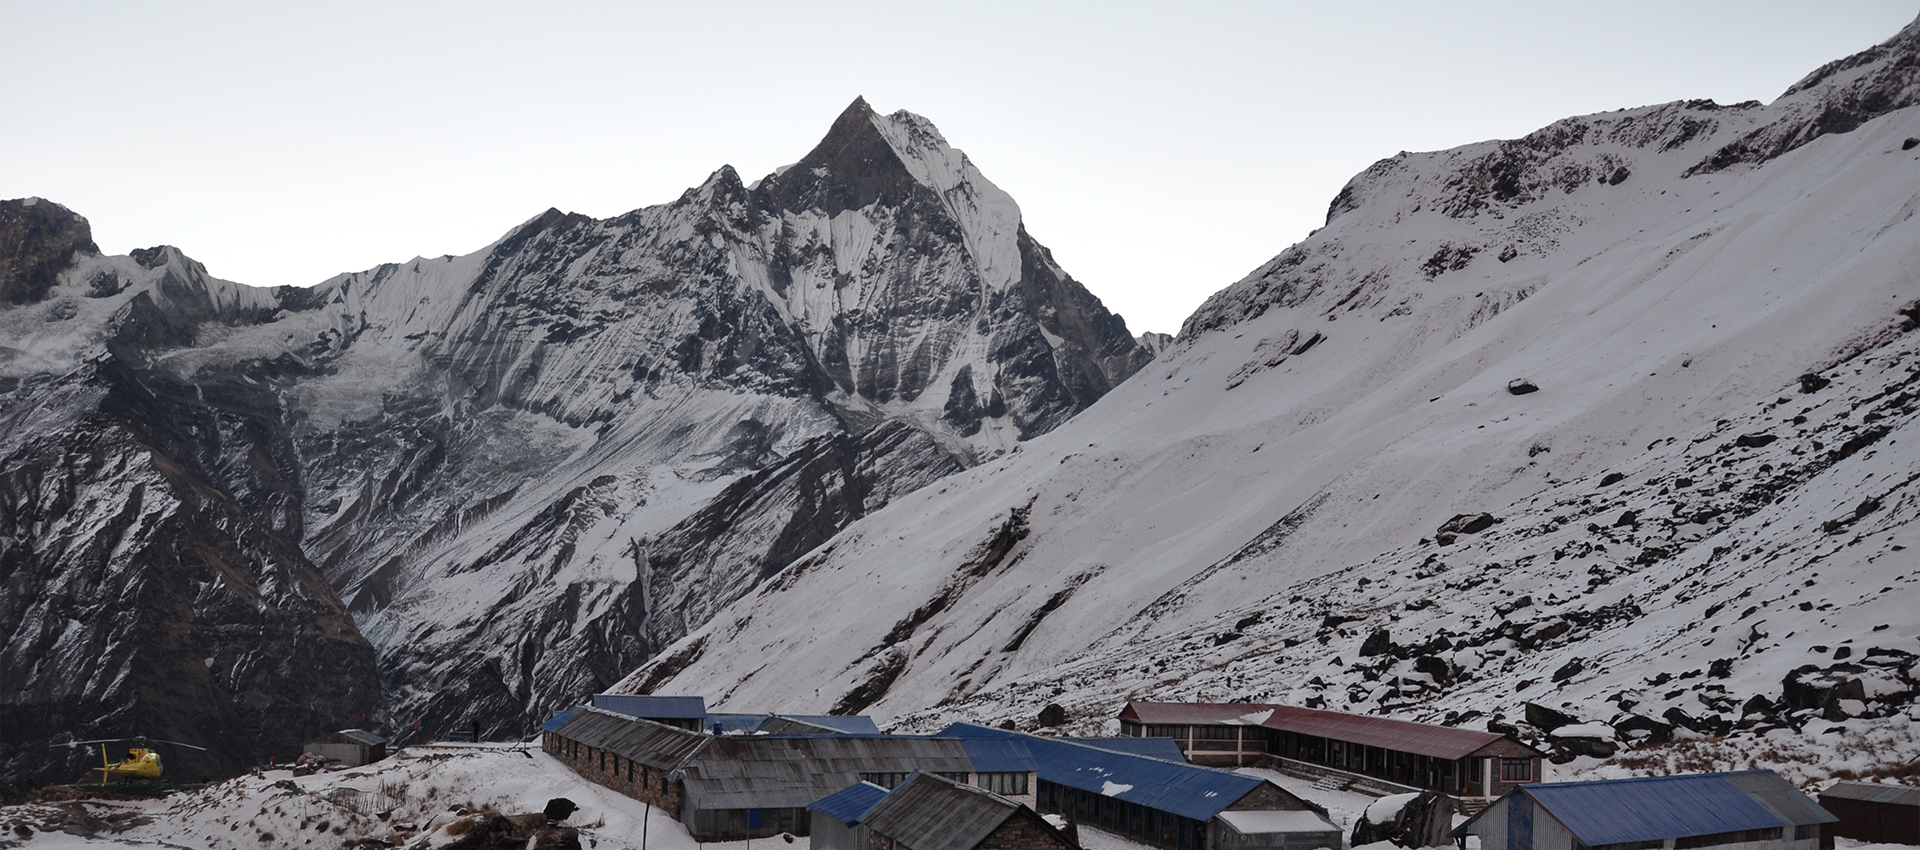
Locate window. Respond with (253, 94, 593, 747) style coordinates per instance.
(1500, 758, 1533, 782)
(977, 772, 1031, 795)
(1145, 725, 1181, 738)
(1191, 725, 1239, 740)
(937, 771, 970, 784)
(860, 772, 909, 789)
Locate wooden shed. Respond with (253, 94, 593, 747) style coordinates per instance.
(1453, 771, 1836, 850)
(862, 772, 1078, 850)
(1819, 781, 1919, 845)
(302, 729, 388, 767)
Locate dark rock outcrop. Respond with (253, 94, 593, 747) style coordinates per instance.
(0, 198, 97, 306)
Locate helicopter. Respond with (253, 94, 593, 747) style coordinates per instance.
(51, 736, 208, 784)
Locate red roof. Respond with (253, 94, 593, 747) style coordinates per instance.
(1119, 701, 1527, 761)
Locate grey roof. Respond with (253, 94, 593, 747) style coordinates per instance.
(591, 694, 708, 719)
(679, 735, 979, 810)
(550, 707, 710, 770)
(336, 729, 388, 746)
(1726, 771, 1839, 826)
(756, 715, 883, 735)
(1822, 781, 1920, 807)
(862, 773, 1026, 850)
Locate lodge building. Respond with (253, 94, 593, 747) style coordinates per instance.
(1118, 701, 1546, 800)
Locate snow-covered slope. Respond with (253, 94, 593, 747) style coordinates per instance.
(621, 17, 1920, 774)
(0, 99, 1150, 780)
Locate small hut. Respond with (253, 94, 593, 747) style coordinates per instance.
(808, 781, 892, 850)
(302, 729, 388, 767)
(1819, 781, 1919, 845)
(861, 772, 1078, 850)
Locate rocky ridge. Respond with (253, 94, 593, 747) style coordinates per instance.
(0, 101, 1149, 780)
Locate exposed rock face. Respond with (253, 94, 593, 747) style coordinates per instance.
(0, 239, 380, 782)
(0, 98, 1148, 770)
(0, 199, 97, 307)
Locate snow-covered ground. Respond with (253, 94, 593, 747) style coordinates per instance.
(0, 743, 804, 850)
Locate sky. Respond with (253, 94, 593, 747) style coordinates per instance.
(5, 2, 1915, 335)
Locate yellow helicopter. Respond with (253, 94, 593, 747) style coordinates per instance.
(54, 736, 207, 784)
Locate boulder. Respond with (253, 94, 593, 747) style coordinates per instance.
(1359, 629, 1393, 657)
(1547, 723, 1619, 760)
(1037, 703, 1068, 727)
(1610, 714, 1674, 745)
(1437, 513, 1498, 536)
(1524, 702, 1579, 732)
(1782, 664, 1868, 720)
(542, 798, 577, 823)
(1349, 791, 1455, 849)
(1507, 379, 1539, 395)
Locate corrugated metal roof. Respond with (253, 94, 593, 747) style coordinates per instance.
(550, 708, 711, 770)
(756, 715, 883, 735)
(808, 781, 893, 826)
(862, 773, 1021, 850)
(1263, 705, 1514, 760)
(938, 723, 1270, 822)
(679, 735, 979, 810)
(1216, 809, 1343, 835)
(590, 694, 707, 719)
(1456, 773, 1797, 845)
(337, 729, 388, 746)
(538, 711, 579, 733)
(1727, 771, 1838, 826)
(1821, 781, 1920, 807)
(958, 738, 1038, 773)
(1121, 701, 1522, 760)
(1122, 701, 1281, 726)
(1063, 737, 1189, 761)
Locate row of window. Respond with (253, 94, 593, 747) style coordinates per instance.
(1139, 724, 1267, 741)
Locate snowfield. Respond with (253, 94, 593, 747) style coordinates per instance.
(0, 743, 803, 850)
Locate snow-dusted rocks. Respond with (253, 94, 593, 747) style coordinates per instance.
(0, 98, 1148, 778)
(619, 17, 1920, 778)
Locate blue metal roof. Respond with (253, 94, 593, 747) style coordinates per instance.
(938, 723, 1264, 822)
(538, 710, 579, 732)
(591, 694, 707, 719)
(1457, 773, 1795, 845)
(1064, 737, 1189, 761)
(958, 738, 1038, 773)
(808, 781, 893, 826)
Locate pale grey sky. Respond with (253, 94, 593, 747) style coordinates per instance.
(6, 2, 1915, 334)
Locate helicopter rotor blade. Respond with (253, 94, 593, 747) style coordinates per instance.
(141, 739, 209, 752)
(49, 739, 130, 749)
